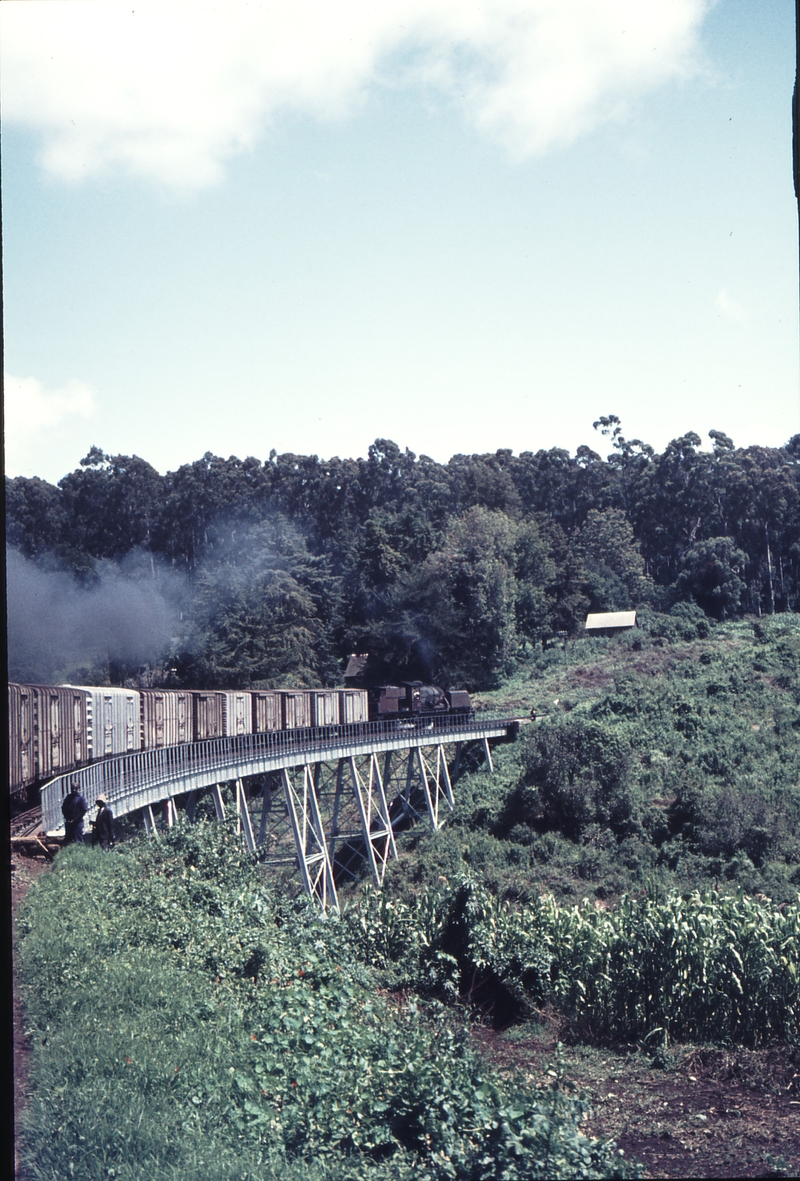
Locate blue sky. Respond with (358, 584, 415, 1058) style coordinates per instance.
(2, 0, 797, 484)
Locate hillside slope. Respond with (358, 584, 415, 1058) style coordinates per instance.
(382, 612, 800, 906)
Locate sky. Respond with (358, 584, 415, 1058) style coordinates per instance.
(1, 0, 798, 485)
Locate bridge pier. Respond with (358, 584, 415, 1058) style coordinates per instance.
(235, 778, 256, 853)
(211, 784, 226, 821)
(282, 765, 338, 911)
(275, 742, 458, 910)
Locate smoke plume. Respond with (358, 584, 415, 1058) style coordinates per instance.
(6, 547, 185, 684)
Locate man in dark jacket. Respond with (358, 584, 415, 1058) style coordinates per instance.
(91, 795, 115, 850)
(61, 781, 88, 846)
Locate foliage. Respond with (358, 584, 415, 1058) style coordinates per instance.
(349, 877, 800, 1048)
(17, 827, 639, 1180)
(383, 615, 800, 908)
(675, 536, 747, 620)
(7, 420, 800, 686)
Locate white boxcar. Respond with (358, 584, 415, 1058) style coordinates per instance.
(87, 687, 142, 757)
(222, 691, 253, 736)
(252, 691, 282, 732)
(312, 690, 340, 728)
(339, 689, 369, 724)
(282, 691, 313, 730)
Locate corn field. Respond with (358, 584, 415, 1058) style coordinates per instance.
(352, 883, 800, 1047)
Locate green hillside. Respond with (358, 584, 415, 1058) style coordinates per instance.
(385, 611, 800, 907)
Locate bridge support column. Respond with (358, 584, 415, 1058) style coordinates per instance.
(165, 798, 177, 827)
(326, 759, 346, 865)
(235, 779, 256, 854)
(258, 781, 273, 847)
(143, 805, 158, 837)
(211, 784, 226, 821)
(348, 754, 397, 886)
(281, 766, 338, 912)
(482, 737, 494, 774)
(416, 745, 455, 831)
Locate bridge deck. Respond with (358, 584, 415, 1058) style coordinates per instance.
(40, 715, 519, 835)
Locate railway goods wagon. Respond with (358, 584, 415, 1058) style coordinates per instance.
(282, 690, 313, 730)
(35, 685, 89, 781)
(339, 688, 369, 724)
(140, 690, 192, 748)
(252, 690, 282, 732)
(222, 691, 253, 736)
(193, 691, 226, 740)
(447, 690, 472, 714)
(86, 687, 142, 757)
(312, 690, 340, 728)
(8, 683, 36, 795)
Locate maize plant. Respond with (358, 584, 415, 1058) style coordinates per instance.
(354, 879, 800, 1047)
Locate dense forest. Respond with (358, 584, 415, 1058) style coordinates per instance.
(6, 418, 800, 689)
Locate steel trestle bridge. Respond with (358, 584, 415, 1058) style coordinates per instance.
(40, 715, 519, 909)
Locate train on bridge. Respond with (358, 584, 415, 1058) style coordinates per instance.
(8, 680, 474, 799)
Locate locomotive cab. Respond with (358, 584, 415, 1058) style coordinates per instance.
(401, 682, 449, 714)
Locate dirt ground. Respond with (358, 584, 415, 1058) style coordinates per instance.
(473, 1016, 800, 1179)
(12, 851, 50, 1181)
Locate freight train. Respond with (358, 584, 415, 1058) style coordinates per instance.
(7, 680, 473, 799)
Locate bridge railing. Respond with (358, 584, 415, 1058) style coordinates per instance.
(41, 713, 519, 834)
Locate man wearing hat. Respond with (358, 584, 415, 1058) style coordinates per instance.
(61, 781, 89, 846)
(91, 795, 115, 851)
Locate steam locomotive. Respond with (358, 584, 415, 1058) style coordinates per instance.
(343, 652, 472, 721)
(7, 668, 473, 799)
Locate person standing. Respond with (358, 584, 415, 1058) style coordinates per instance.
(61, 782, 89, 846)
(91, 795, 115, 850)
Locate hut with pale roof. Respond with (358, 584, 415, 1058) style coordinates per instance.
(584, 610, 637, 637)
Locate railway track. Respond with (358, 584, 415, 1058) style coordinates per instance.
(10, 806, 60, 860)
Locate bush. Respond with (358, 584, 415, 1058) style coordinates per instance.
(352, 877, 800, 1049)
(521, 718, 636, 841)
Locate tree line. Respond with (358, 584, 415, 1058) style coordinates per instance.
(6, 418, 800, 688)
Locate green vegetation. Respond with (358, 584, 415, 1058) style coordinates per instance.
(7, 423, 800, 687)
(352, 881, 800, 1047)
(16, 616, 800, 1177)
(383, 614, 800, 907)
(18, 832, 639, 1180)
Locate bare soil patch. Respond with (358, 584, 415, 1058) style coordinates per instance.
(472, 1019, 800, 1179)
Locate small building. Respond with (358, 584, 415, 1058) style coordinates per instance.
(584, 610, 637, 636)
(344, 653, 370, 687)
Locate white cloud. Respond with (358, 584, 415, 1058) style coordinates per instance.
(4, 374, 96, 476)
(716, 287, 750, 325)
(0, 0, 713, 190)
